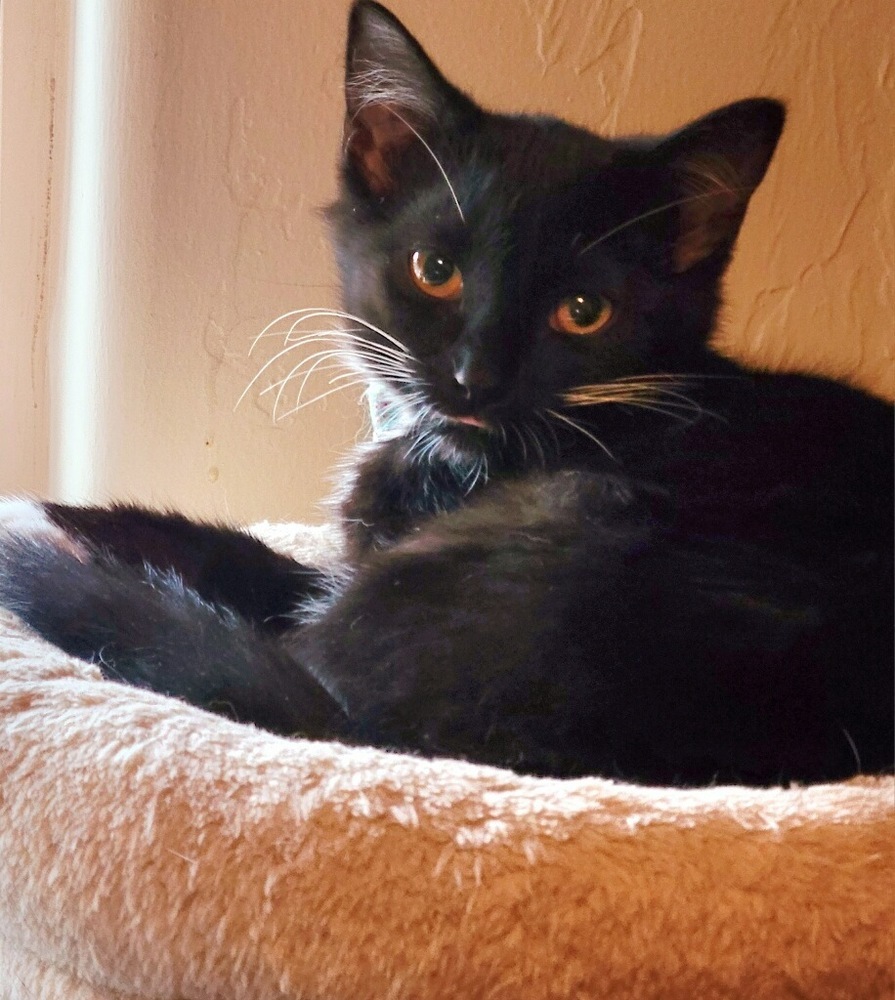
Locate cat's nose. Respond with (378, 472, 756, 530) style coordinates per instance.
(452, 348, 499, 400)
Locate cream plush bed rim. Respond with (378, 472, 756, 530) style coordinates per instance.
(0, 522, 892, 1000)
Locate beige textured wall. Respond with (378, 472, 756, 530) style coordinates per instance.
(0, 0, 66, 498)
(2, 0, 892, 522)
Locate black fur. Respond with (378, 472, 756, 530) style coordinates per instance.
(1, 2, 891, 784)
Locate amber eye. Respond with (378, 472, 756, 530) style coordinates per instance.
(549, 294, 612, 336)
(409, 250, 463, 299)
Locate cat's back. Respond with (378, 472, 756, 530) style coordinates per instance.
(614, 365, 893, 559)
(726, 369, 891, 534)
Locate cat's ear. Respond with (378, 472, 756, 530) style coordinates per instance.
(343, 2, 470, 197)
(658, 99, 785, 272)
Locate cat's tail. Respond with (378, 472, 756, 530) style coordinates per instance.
(0, 512, 347, 740)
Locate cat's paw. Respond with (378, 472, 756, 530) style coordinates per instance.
(0, 498, 89, 560)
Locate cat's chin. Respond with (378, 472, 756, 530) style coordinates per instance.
(415, 419, 492, 470)
(439, 421, 489, 447)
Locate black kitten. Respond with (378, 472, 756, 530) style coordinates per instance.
(1, 1, 891, 785)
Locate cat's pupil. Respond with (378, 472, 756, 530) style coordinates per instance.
(568, 296, 601, 327)
(420, 252, 455, 285)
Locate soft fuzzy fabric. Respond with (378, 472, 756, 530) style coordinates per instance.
(0, 523, 891, 1000)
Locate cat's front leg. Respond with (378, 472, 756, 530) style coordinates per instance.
(337, 438, 471, 558)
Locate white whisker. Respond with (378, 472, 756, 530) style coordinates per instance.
(841, 727, 862, 773)
(258, 348, 352, 395)
(238, 307, 419, 418)
(283, 351, 352, 417)
(261, 363, 345, 398)
(383, 107, 466, 225)
(253, 325, 364, 343)
(277, 380, 369, 420)
(236, 339, 317, 410)
(609, 398, 699, 425)
(283, 310, 413, 356)
(534, 410, 561, 456)
(280, 334, 412, 375)
(248, 308, 320, 354)
(525, 420, 548, 468)
(511, 423, 529, 463)
(578, 188, 749, 256)
(331, 367, 415, 385)
(561, 374, 727, 425)
(545, 409, 617, 462)
(460, 452, 488, 492)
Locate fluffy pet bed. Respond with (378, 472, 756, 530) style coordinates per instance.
(0, 522, 891, 1000)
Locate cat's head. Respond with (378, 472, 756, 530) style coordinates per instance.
(328, 1, 783, 461)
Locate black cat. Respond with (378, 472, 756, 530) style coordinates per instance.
(1, 1, 891, 785)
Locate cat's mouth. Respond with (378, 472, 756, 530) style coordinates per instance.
(446, 414, 489, 430)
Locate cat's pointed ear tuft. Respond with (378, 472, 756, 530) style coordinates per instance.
(344, 2, 466, 197)
(660, 99, 785, 272)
